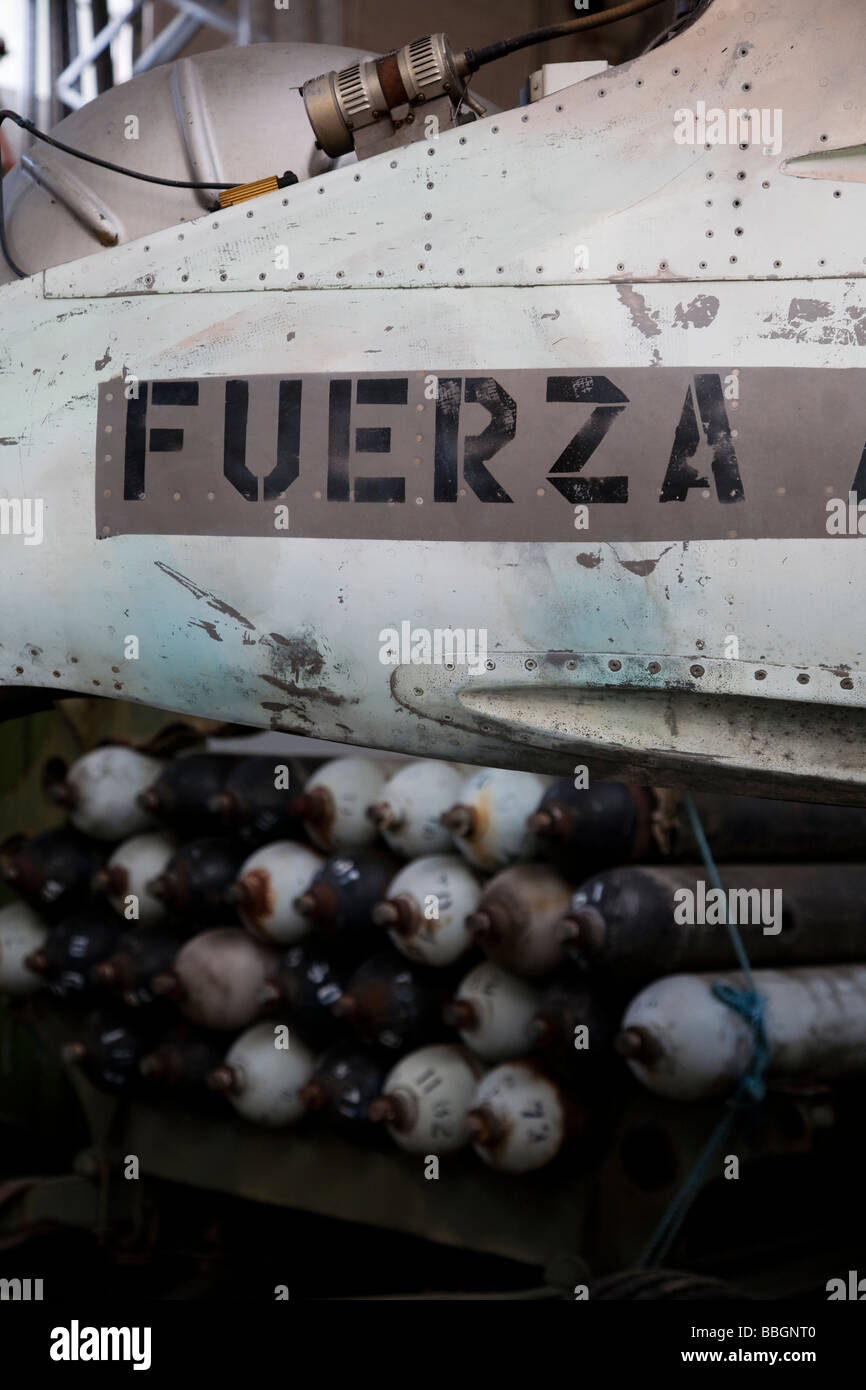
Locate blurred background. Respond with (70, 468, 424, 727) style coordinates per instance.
(0, 0, 682, 161)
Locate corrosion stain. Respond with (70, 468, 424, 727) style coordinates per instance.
(210, 597, 256, 630)
(189, 619, 222, 642)
(155, 561, 256, 630)
(619, 545, 674, 577)
(260, 673, 348, 707)
(262, 700, 313, 729)
(576, 552, 603, 569)
(663, 700, 678, 738)
(238, 866, 274, 933)
(268, 633, 326, 680)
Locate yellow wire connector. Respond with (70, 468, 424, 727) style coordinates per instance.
(218, 170, 299, 209)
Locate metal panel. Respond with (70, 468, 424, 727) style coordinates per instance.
(5, 6, 866, 797)
(42, 0, 866, 297)
(94, 365, 866, 543)
(117, 1101, 585, 1265)
(3, 268, 866, 793)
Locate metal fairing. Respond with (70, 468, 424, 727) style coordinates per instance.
(1, 0, 866, 799)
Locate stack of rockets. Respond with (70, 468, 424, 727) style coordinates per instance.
(2, 743, 866, 1176)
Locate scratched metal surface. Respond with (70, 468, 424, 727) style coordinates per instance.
(1, 0, 866, 797)
(40, 0, 866, 296)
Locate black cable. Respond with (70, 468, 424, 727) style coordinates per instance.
(0, 107, 255, 279)
(0, 1, 669, 278)
(0, 110, 240, 189)
(464, 0, 669, 71)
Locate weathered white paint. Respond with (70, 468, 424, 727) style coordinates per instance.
(1, 2, 865, 798)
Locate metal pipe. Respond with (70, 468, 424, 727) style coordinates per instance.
(56, 0, 145, 110)
(620, 964, 866, 1101)
(22, 0, 38, 123)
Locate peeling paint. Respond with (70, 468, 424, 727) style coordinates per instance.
(267, 633, 325, 680)
(616, 284, 662, 338)
(576, 552, 603, 569)
(673, 295, 720, 329)
(761, 299, 866, 346)
(189, 619, 222, 642)
(260, 672, 348, 707)
(619, 545, 674, 577)
(789, 298, 832, 322)
(154, 561, 257, 630)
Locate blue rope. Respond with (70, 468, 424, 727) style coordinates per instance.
(637, 792, 770, 1268)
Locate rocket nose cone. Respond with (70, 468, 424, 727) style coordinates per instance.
(205, 1064, 236, 1093)
(48, 781, 77, 810)
(138, 787, 161, 814)
(207, 792, 235, 819)
(440, 805, 475, 836)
